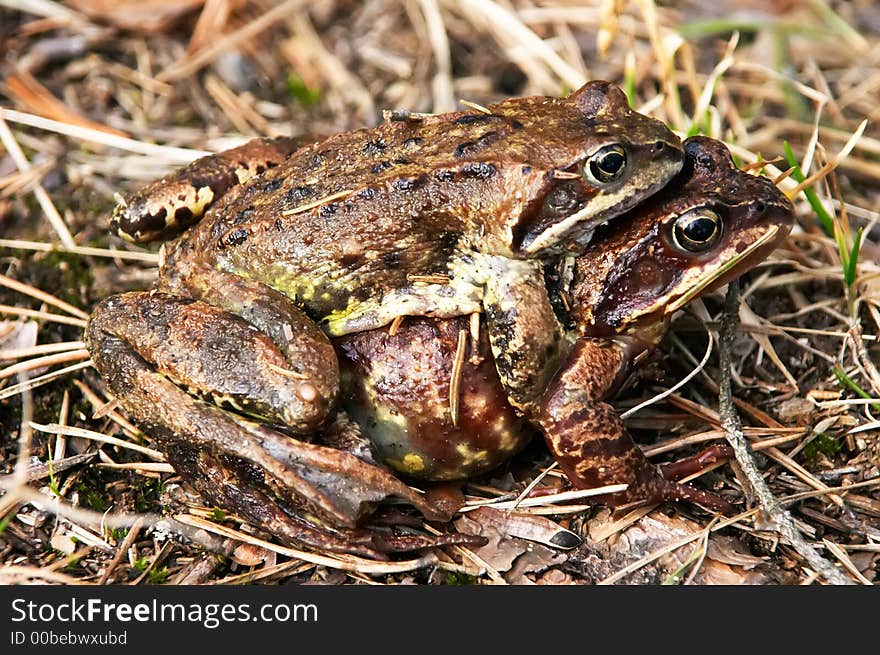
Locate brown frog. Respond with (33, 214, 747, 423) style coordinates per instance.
(337, 136, 794, 511)
(86, 82, 685, 556)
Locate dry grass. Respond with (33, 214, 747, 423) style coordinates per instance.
(0, 0, 878, 585)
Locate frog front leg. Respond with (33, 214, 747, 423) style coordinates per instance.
(481, 257, 568, 411)
(538, 338, 734, 513)
(85, 285, 449, 555)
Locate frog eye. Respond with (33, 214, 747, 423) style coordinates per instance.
(584, 144, 627, 185)
(672, 208, 723, 252)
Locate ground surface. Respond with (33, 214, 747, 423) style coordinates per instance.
(0, 0, 878, 585)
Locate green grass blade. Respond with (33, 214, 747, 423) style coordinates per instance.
(845, 227, 864, 287)
(783, 141, 834, 234)
(678, 19, 825, 39)
(833, 367, 880, 412)
(623, 56, 636, 108)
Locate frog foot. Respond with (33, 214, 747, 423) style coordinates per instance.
(646, 444, 736, 514)
(539, 397, 735, 514)
(165, 442, 485, 559)
(86, 292, 463, 556)
(627, 462, 735, 515)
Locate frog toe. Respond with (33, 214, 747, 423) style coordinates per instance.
(659, 444, 734, 481)
(644, 477, 736, 516)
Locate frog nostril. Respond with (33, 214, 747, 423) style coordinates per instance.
(755, 201, 766, 213)
(650, 141, 666, 157)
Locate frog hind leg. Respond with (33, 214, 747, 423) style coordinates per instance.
(165, 437, 486, 557)
(89, 290, 337, 433)
(112, 135, 313, 243)
(163, 442, 388, 559)
(86, 293, 450, 554)
(538, 339, 735, 514)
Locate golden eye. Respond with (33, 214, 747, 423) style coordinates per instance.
(584, 144, 627, 184)
(672, 208, 723, 252)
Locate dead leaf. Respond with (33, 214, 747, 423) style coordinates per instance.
(535, 568, 575, 585)
(846, 551, 876, 579)
(579, 510, 786, 584)
(1, 320, 38, 352)
(231, 542, 270, 566)
(504, 545, 567, 584)
(6, 72, 127, 137)
(707, 535, 768, 569)
(691, 560, 772, 585)
(50, 531, 77, 555)
(775, 397, 815, 425)
(467, 506, 581, 550)
(454, 513, 526, 573)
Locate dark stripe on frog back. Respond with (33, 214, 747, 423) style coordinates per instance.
(112, 135, 312, 243)
(264, 101, 548, 199)
(201, 128, 519, 269)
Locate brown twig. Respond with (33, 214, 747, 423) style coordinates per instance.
(718, 281, 852, 585)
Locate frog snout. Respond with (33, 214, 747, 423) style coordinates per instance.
(754, 186, 795, 237)
(649, 140, 670, 159)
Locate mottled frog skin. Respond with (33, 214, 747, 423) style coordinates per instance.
(86, 82, 694, 557)
(338, 137, 794, 511)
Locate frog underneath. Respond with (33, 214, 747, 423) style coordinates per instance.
(337, 136, 793, 510)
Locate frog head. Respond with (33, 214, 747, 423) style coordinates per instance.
(566, 136, 794, 338)
(511, 81, 684, 256)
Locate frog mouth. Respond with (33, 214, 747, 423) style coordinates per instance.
(665, 224, 782, 313)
